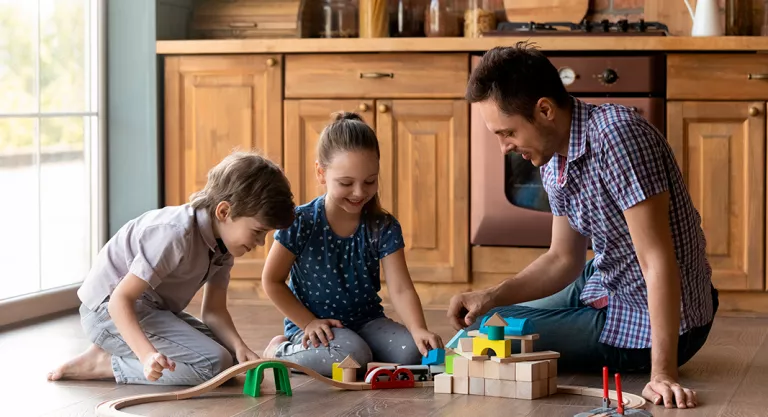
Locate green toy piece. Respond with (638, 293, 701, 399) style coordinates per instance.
(487, 326, 505, 341)
(243, 361, 293, 398)
(445, 354, 457, 374)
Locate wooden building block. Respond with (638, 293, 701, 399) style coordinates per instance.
(446, 354, 457, 374)
(484, 378, 502, 397)
(457, 338, 473, 353)
(491, 351, 560, 363)
(469, 358, 485, 378)
(458, 351, 488, 361)
(521, 339, 533, 353)
(453, 376, 469, 394)
(453, 356, 470, 377)
(434, 373, 453, 394)
(500, 380, 517, 398)
(469, 377, 485, 395)
(516, 379, 548, 399)
(342, 368, 357, 383)
(332, 363, 343, 382)
(366, 362, 398, 373)
(473, 336, 512, 358)
(548, 377, 558, 395)
(547, 359, 557, 377)
(499, 362, 516, 381)
(483, 360, 500, 379)
(516, 360, 549, 382)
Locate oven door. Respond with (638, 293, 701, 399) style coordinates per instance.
(469, 97, 665, 247)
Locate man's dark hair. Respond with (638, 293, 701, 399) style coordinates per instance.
(466, 42, 571, 122)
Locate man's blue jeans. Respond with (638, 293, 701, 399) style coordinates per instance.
(466, 259, 718, 374)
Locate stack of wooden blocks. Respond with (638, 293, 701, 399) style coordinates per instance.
(434, 313, 560, 400)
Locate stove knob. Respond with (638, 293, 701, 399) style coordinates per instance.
(598, 68, 618, 84)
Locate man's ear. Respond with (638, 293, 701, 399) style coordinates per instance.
(214, 201, 231, 221)
(315, 160, 326, 185)
(536, 98, 556, 121)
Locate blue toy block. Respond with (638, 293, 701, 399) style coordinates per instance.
(421, 348, 446, 366)
(445, 329, 470, 349)
(479, 315, 535, 336)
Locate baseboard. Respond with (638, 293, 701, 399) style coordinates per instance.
(0, 284, 81, 330)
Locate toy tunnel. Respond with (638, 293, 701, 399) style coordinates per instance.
(243, 362, 293, 398)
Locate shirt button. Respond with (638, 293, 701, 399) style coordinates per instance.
(610, 291, 615, 296)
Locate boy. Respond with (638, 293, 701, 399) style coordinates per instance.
(48, 151, 295, 385)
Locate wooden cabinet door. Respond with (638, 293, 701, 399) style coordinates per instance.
(376, 100, 469, 283)
(164, 54, 282, 280)
(283, 100, 376, 205)
(667, 101, 766, 291)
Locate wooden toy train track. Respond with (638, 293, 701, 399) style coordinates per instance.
(94, 359, 647, 417)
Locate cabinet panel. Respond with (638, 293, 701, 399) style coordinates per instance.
(376, 100, 469, 283)
(667, 101, 765, 291)
(164, 55, 282, 280)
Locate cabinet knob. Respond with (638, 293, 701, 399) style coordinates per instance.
(358, 103, 369, 112)
(266, 58, 277, 67)
(749, 106, 760, 117)
(378, 104, 389, 113)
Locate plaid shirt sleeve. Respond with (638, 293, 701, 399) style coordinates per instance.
(597, 118, 671, 211)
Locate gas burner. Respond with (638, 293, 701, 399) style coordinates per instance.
(487, 19, 669, 36)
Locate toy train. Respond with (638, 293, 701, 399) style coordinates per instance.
(364, 364, 436, 383)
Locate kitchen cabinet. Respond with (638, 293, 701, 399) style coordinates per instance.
(164, 54, 283, 280)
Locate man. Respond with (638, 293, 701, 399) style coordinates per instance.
(448, 43, 717, 410)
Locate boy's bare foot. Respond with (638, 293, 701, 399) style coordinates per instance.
(263, 335, 288, 358)
(47, 344, 114, 381)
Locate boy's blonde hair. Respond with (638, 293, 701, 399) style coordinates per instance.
(190, 151, 295, 229)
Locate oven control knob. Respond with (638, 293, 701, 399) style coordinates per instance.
(598, 68, 618, 84)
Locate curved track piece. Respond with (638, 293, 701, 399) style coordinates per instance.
(557, 385, 647, 409)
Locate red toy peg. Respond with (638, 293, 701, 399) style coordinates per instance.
(615, 372, 624, 415)
(602, 366, 610, 408)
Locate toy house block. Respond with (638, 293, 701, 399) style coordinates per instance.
(453, 356, 470, 377)
(332, 362, 343, 382)
(446, 329, 470, 349)
(469, 377, 485, 395)
(473, 336, 512, 358)
(500, 380, 517, 398)
(499, 362, 516, 381)
(484, 378, 503, 397)
(516, 360, 549, 382)
(547, 359, 557, 377)
(366, 362, 398, 373)
(434, 373, 453, 393)
(516, 379, 548, 400)
(422, 348, 445, 366)
(520, 339, 534, 353)
(548, 377, 558, 395)
(338, 355, 361, 383)
(456, 337, 473, 354)
(445, 354, 457, 374)
(485, 313, 508, 327)
(453, 376, 469, 394)
(484, 360, 501, 379)
(469, 359, 485, 378)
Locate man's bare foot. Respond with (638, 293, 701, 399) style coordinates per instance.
(263, 335, 288, 358)
(47, 344, 114, 381)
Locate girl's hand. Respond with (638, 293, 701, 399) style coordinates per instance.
(142, 352, 176, 381)
(411, 328, 444, 357)
(302, 319, 344, 348)
(235, 345, 261, 364)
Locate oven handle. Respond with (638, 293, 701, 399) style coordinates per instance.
(747, 73, 768, 80)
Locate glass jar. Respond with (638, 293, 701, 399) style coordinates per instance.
(320, 0, 359, 38)
(390, 0, 426, 37)
(360, 0, 389, 37)
(464, 0, 500, 37)
(424, 0, 461, 37)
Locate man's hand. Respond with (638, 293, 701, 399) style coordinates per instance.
(447, 289, 495, 330)
(302, 318, 344, 348)
(142, 352, 176, 381)
(643, 373, 698, 409)
(235, 345, 260, 364)
(410, 328, 444, 357)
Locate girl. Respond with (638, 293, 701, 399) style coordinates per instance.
(262, 112, 443, 377)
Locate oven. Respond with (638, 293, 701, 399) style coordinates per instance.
(469, 53, 666, 247)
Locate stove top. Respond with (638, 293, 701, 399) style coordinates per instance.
(483, 19, 669, 36)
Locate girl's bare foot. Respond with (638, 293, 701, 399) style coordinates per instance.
(263, 335, 288, 358)
(47, 344, 114, 381)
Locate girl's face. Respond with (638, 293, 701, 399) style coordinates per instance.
(317, 150, 379, 214)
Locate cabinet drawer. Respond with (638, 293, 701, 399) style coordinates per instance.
(668, 54, 768, 100)
(285, 53, 469, 98)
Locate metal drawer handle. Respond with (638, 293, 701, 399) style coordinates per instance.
(360, 72, 394, 79)
(747, 73, 768, 80)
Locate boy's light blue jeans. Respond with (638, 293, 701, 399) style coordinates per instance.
(80, 297, 235, 385)
(466, 259, 718, 374)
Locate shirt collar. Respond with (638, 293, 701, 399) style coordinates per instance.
(565, 96, 593, 162)
(194, 206, 219, 252)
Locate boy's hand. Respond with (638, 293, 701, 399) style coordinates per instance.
(142, 352, 176, 381)
(411, 328, 444, 357)
(302, 319, 343, 348)
(235, 345, 261, 364)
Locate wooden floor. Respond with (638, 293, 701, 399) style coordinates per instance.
(3, 300, 768, 417)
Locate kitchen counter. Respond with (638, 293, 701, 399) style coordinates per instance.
(156, 36, 768, 54)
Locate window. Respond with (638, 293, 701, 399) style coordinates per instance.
(0, 0, 105, 302)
